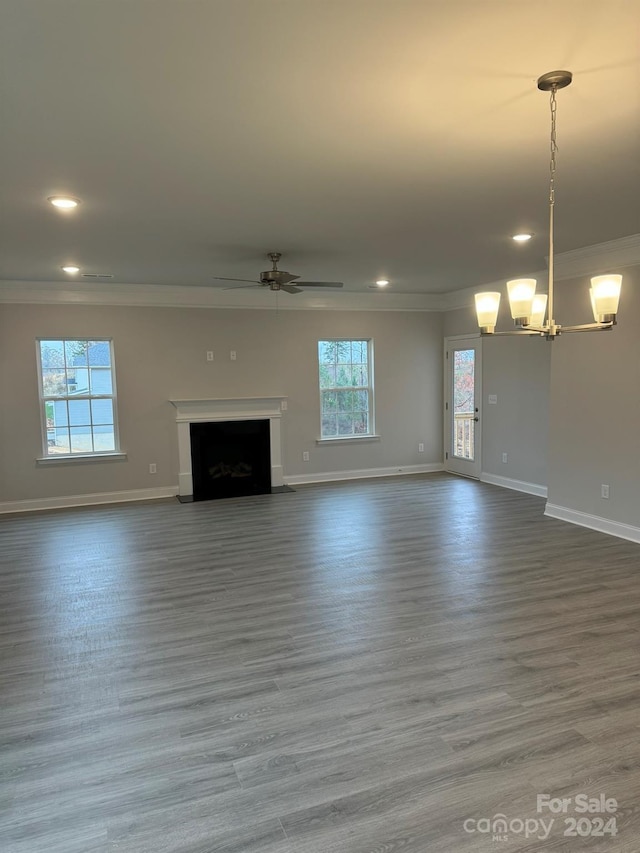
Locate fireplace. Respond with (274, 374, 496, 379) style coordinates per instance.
(170, 397, 287, 499)
(190, 419, 271, 501)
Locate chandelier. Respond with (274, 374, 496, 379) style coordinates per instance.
(475, 71, 622, 339)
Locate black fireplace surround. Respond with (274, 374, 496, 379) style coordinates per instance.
(190, 419, 271, 501)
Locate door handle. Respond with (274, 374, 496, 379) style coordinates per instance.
(474, 417, 479, 422)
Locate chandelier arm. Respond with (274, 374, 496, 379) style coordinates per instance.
(520, 324, 549, 334)
(481, 329, 545, 337)
(559, 322, 615, 333)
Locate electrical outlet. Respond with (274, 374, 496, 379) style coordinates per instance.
(502, 453, 508, 464)
(303, 451, 310, 462)
(418, 442, 424, 453)
(206, 351, 214, 362)
(149, 463, 157, 474)
(230, 350, 237, 361)
(601, 484, 610, 499)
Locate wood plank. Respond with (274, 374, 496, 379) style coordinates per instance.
(2, 473, 640, 851)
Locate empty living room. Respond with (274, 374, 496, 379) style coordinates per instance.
(1, 1, 639, 851)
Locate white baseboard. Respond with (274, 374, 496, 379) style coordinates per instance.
(544, 503, 640, 545)
(0, 485, 178, 515)
(0, 467, 445, 512)
(480, 472, 548, 498)
(284, 462, 444, 486)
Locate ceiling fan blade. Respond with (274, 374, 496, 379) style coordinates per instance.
(281, 284, 303, 294)
(213, 276, 260, 283)
(222, 284, 263, 291)
(294, 281, 344, 288)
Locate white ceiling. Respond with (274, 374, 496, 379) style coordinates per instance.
(1, 0, 638, 296)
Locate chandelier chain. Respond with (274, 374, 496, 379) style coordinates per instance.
(549, 85, 558, 205)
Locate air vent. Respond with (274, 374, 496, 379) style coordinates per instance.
(82, 273, 114, 279)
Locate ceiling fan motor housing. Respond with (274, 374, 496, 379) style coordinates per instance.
(260, 269, 298, 286)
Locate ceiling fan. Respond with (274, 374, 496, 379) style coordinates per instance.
(213, 252, 344, 294)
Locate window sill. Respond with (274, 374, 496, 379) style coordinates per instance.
(36, 452, 127, 466)
(316, 435, 381, 446)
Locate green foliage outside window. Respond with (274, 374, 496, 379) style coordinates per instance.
(318, 340, 372, 437)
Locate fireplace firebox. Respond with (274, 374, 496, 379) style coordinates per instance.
(189, 419, 271, 501)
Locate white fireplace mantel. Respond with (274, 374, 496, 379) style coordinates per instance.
(170, 397, 287, 497)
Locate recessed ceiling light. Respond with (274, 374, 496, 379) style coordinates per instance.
(375, 279, 390, 286)
(62, 265, 80, 274)
(512, 233, 533, 242)
(48, 196, 81, 209)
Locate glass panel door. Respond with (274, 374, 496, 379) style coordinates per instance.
(445, 337, 481, 478)
(453, 348, 475, 461)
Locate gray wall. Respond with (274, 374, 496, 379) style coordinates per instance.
(547, 263, 639, 526)
(481, 336, 549, 487)
(0, 303, 443, 503)
(4, 267, 636, 532)
(443, 303, 551, 489)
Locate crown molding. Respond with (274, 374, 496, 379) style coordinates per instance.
(3, 235, 637, 313)
(551, 233, 640, 280)
(439, 233, 640, 312)
(0, 280, 445, 312)
(438, 270, 547, 312)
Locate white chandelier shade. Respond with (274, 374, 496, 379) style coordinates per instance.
(506, 279, 537, 324)
(474, 292, 501, 334)
(590, 274, 622, 321)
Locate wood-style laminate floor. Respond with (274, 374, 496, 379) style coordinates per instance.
(2, 473, 640, 852)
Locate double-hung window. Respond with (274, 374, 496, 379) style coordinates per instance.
(37, 339, 119, 456)
(318, 339, 373, 438)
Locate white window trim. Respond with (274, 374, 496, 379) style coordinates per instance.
(36, 338, 121, 459)
(36, 452, 127, 466)
(318, 338, 375, 440)
(316, 435, 381, 445)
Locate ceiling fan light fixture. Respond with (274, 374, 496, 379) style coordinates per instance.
(512, 233, 533, 242)
(475, 71, 622, 340)
(61, 265, 80, 274)
(375, 279, 390, 286)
